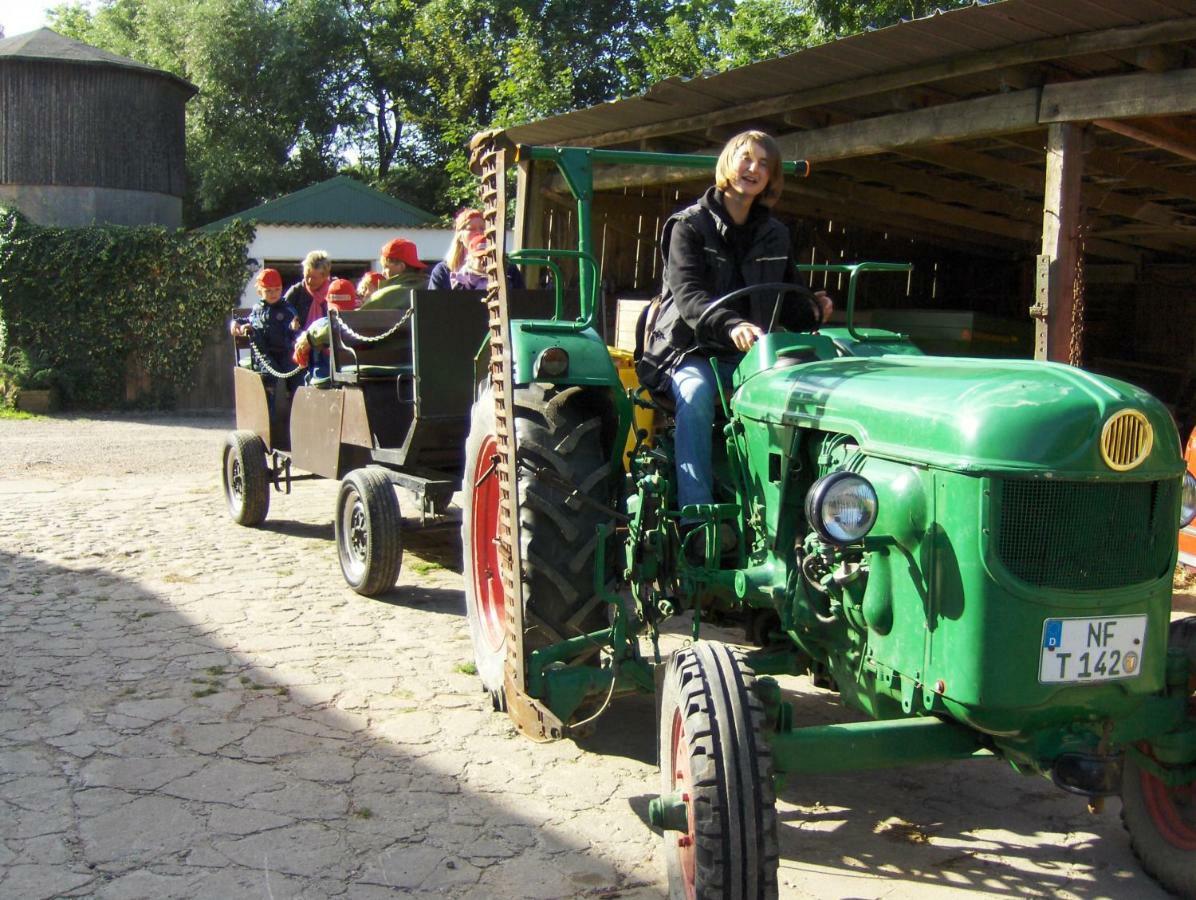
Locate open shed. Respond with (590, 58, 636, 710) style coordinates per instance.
(497, 0, 1196, 431)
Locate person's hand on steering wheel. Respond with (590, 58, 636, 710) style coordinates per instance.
(812, 290, 834, 324)
(729, 322, 763, 351)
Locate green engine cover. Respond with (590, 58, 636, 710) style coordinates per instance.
(734, 354, 1182, 479)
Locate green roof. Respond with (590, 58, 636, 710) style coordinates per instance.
(199, 176, 437, 231)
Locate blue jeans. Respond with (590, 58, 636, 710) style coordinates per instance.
(669, 356, 738, 519)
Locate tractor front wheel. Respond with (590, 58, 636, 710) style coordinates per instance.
(658, 642, 779, 900)
(335, 468, 403, 597)
(222, 430, 270, 526)
(1121, 616, 1196, 897)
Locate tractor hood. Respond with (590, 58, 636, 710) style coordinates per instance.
(733, 355, 1183, 477)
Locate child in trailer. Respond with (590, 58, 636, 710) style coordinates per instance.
(428, 207, 524, 290)
(360, 238, 429, 309)
(230, 267, 300, 376)
(449, 233, 490, 290)
(357, 270, 385, 304)
(292, 278, 359, 385)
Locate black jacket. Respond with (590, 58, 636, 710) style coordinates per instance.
(636, 187, 819, 394)
(283, 282, 319, 327)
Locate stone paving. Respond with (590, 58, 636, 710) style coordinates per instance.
(0, 413, 1186, 898)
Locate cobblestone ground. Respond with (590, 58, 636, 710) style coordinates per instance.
(0, 413, 1185, 899)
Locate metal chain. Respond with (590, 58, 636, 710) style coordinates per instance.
(247, 339, 303, 379)
(1068, 223, 1087, 368)
(334, 308, 412, 344)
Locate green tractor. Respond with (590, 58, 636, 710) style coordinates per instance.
(462, 136, 1196, 898)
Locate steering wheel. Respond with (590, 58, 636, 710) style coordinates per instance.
(692, 282, 818, 344)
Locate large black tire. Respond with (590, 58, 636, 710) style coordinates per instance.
(1121, 615, 1196, 898)
(461, 383, 616, 709)
(222, 430, 270, 526)
(658, 642, 778, 900)
(335, 468, 403, 597)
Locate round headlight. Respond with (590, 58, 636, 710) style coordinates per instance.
(804, 472, 878, 545)
(1181, 471, 1196, 529)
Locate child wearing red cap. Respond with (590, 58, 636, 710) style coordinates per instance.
(292, 277, 358, 384)
(449, 232, 489, 290)
(230, 268, 300, 381)
(360, 238, 428, 309)
(428, 208, 525, 291)
(357, 270, 385, 304)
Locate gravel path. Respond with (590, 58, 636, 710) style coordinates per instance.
(0, 412, 1179, 898)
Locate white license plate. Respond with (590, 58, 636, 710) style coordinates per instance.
(1039, 615, 1147, 683)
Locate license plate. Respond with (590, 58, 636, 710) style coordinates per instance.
(1039, 615, 1146, 683)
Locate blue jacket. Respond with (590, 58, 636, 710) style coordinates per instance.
(247, 300, 298, 372)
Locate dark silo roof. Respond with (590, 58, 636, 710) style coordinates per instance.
(0, 28, 196, 97)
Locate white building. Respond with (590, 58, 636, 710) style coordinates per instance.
(199, 175, 456, 306)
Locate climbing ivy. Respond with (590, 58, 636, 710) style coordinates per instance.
(0, 209, 253, 409)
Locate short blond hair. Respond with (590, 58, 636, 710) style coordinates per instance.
(714, 131, 783, 205)
(302, 250, 331, 275)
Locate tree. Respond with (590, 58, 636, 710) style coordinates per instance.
(50, 0, 351, 225)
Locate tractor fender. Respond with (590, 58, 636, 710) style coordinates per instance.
(509, 321, 621, 389)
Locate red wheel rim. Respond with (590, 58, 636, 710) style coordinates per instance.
(669, 708, 698, 900)
(471, 435, 505, 652)
(1140, 744, 1196, 850)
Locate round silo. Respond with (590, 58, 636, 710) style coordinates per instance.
(0, 28, 196, 228)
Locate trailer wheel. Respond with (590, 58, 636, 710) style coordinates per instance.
(1121, 616, 1196, 897)
(222, 430, 270, 526)
(335, 468, 403, 597)
(462, 383, 615, 710)
(658, 642, 779, 900)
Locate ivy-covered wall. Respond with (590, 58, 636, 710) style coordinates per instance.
(0, 208, 253, 409)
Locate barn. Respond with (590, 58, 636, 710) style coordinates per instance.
(497, 0, 1196, 431)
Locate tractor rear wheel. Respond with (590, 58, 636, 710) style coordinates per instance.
(1121, 615, 1196, 897)
(335, 468, 403, 597)
(462, 383, 615, 711)
(222, 430, 270, 526)
(658, 642, 779, 900)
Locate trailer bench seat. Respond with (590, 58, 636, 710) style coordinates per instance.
(329, 309, 413, 385)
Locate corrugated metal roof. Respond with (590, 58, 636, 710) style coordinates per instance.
(0, 28, 196, 96)
(501, 0, 1196, 147)
(199, 176, 438, 231)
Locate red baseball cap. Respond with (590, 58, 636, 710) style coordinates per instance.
(255, 268, 282, 289)
(326, 278, 358, 309)
(380, 238, 427, 269)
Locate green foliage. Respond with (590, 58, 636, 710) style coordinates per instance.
(45, 0, 984, 224)
(0, 207, 253, 409)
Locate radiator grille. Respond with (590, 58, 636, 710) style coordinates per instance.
(995, 479, 1174, 590)
(1100, 410, 1153, 471)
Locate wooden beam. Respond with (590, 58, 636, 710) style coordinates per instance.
(777, 190, 1022, 257)
(1093, 118, 1196, 162)
(570, 18, 1196, 149)
(787, 171, 1133, 262)
(1084, 145, 1196, 205)
(824, 158, 1041, 220)
(905, 144, 1043, 192)
(1041, 67, 1196, 122)
(1034, 123, 1085, 363)
(1000, 132, 1196, 227)
(777, 89, 1042, 162)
